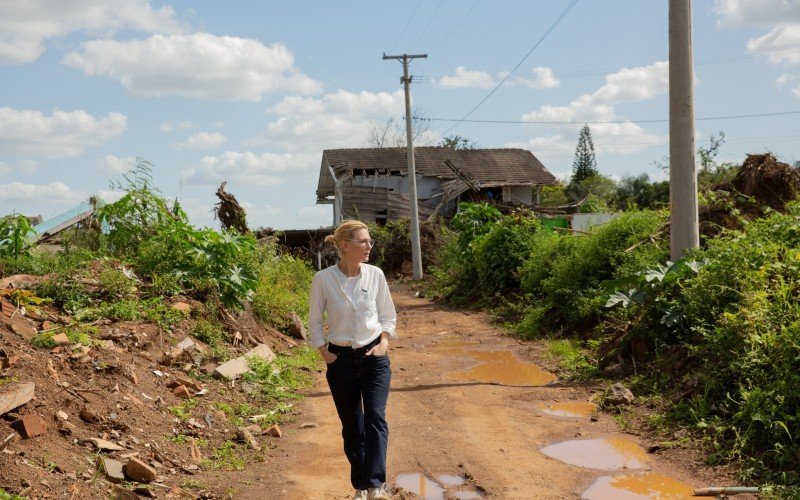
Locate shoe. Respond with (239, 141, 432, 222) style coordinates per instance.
(367, 486, 391, 500)
(353, 489, 368, 500)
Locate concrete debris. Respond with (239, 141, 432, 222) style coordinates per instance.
(236, 426, 262, 452)
(285, 311, 307, 340)
(603, 383, 635, 407)
(55, 410, 69, 421)
(0, 382, 35, 416)
(213, 344, 276, 381)
(98, 457, 125, 484)
(89, 437, 125, 451)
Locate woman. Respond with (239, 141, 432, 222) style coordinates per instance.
(308, 220, 397, 500)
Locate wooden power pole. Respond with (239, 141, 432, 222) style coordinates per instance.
(669, 0, 699, 260)
(383, 52, 427, 279)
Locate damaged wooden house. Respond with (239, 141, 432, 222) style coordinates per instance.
(316, 147, 558, 225)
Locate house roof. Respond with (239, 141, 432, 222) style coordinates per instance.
(317, 147, 557, 201)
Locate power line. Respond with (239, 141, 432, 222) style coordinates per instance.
(390, 0, 424, 52)
(413, 46, 800, 85)
(428, 0, 480, 53)
(415, 109, 800, 125)
(438, 0, 579, 139)
(410, 0, 444, 51)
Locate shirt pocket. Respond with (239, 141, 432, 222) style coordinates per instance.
(359, 289, 377, 317)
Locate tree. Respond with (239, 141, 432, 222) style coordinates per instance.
(571, 124, 598, 183)
(439, 135, 478, 150)
(366, 114, 432, 148)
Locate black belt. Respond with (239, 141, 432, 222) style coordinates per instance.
(327, 336, 381, 356)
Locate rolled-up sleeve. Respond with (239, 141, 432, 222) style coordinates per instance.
(376, 270, 397, 339)
(308, 273, 327, 348)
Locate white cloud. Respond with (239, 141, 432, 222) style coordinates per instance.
(439, 66, 496, 89)
(95, 189, 125, 204)
(63, 33, 321, 101)
(0, 182, 86, 206)
(0, 0, 183, 65)
(514, 62, 669, 161)
(0, 160, 38, 178)
(182, 151, 318, 186)
(172, 132, 227, 151)
(0, 107, 127, 158)
(793, 85, 800, 97)
(258, 89, 406, 152)
(747, 25, 800, 66)
(438, 65, 560, 90)
(715, 0, 800, 26)
(776, 73, 796, 88)
(524, 67, 561, 89)
(99, 154, 136, 174)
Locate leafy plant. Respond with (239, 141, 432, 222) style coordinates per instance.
(0, 214, 37, 260)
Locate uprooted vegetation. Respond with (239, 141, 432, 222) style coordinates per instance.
(429, 153, 800, 493)
(0, 161, 319, 499)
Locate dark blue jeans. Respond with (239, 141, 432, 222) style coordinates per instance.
(326, 343, 392, 490)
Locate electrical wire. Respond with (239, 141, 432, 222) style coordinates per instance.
(415, 109, 800, 125)
(428, 0, 480, 53)
(410, 0, 445, 51)
(437, 0, 579, 139)
(389, 0, 424, 52)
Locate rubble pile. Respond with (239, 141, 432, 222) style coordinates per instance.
(0, 271, 301, 499)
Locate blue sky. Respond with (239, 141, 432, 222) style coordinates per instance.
(1, 0, 799, 229)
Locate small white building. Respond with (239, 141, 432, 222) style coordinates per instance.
(316, 147, 558, 225)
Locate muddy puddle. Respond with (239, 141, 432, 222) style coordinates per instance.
(395, 473, 483, 499)
(540, 438, 650, 470)
(581, 472, 695, 499)
(538, 401, 597, 418)
(447, 349, 556, 386)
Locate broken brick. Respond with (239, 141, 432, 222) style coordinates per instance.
(172, 385, 192, 399)
(171, 302, 192, 314)
(12, 414, 47, 438)
(51, 333, 70, 345)
(265, 424, 282, 438)
(79, 408, 101, 424)
(123, 457, 157, 483)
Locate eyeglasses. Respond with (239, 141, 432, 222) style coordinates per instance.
(348, 239, 375, 248)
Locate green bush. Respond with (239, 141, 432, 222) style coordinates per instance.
(604, 203, 800, 483)
(519, 211, 667, 332)
(252, 253, 313, 329)
(472, 213, 541, 293)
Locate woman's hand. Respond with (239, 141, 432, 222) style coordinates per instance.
(319, 346, 338, 364)
(366, 335, 389, 357)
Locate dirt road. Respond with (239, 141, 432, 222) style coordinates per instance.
(234, 284, 728, 499)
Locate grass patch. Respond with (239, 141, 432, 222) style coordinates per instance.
(203, 440, 245, 470)
(168, 398, 199, 422)
(243, 345, 318, 402)
(546, 339, 596, 378)
(30, 325, 95, 349)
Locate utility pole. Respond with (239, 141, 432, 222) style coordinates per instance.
(669, 0, 699, 260)
(383, 52, 427, 279)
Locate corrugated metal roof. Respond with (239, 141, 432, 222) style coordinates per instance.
(317, 147, 556, 201)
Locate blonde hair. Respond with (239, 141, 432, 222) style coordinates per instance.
(325, 220, 368, 257)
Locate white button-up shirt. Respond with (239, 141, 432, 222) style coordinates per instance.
(308, 263, 397, 348)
